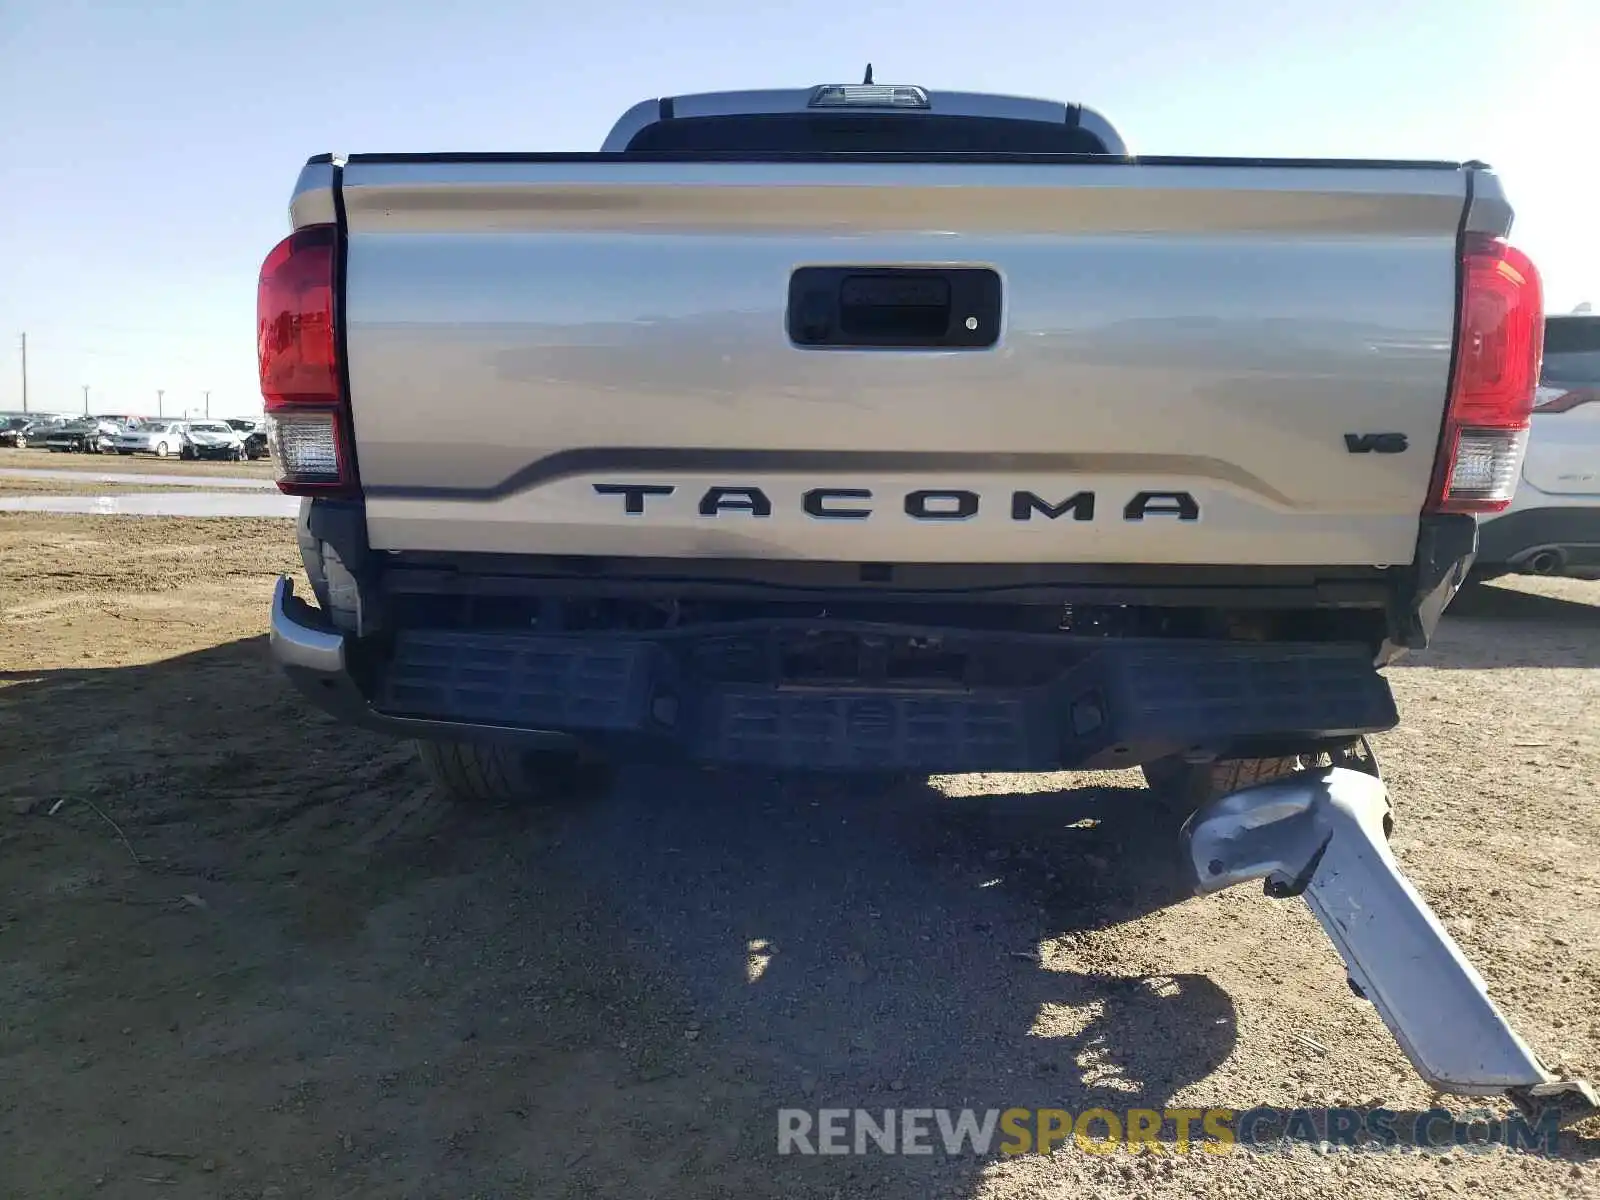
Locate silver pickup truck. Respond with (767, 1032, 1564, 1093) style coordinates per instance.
(263, 82, 1591, 1120)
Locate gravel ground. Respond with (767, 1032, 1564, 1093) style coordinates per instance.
(0, 513, 1596, 1199)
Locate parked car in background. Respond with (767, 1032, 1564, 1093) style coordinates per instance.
(0, 411, 73, 428)
(114, 420, 188, 457)
(1, 417, 36, 447)
(0, 416, 66, 447)
(225, 417, 269, 459)
(42, 417, 121, 454)
(177, 420, 248, 461)
(1477, 313, 1600, 579)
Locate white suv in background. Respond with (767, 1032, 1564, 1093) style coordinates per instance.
(1478, 313, 1600, 579)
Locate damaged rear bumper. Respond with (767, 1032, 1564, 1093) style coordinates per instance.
(270, 574, 1398, 773)
(269, 576, 580, 752)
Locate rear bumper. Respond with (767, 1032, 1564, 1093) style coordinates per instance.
(270, 574, 1398, 773)
(1477, 507, 1600, 576)
(269, 577, 581, 751)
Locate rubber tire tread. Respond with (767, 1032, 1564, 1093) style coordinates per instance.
(416, 740, 537, 804)
(1141, 755, 1305, 813)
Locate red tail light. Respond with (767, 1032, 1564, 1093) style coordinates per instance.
(1425, 234, 1544, 514)
(257, 223, 357, 495)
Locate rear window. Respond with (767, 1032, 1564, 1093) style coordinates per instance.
(1542, 315, 1600, 386)
(626, 113, 1112, 155)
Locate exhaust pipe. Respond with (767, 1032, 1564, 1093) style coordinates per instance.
(1526, 549, 1565, 576)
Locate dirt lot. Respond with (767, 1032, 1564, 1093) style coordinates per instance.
(1, 513, 1596, 1199)
(1, 446, 278, 479)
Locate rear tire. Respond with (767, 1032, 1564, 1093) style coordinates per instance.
(415, 739, 612, 806)
(1141, 755, 1307, 814)
(1145, 741, 1389, 830)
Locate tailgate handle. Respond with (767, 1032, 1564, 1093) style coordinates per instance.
(839, 275, 950, 338)
(788, 267, 1000, 349)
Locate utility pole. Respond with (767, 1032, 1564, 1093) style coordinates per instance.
(203, 390, 211, 418)
(157, 389, 165, 418)
(82, 385, 90, 415)
(18, 333, 26, 414)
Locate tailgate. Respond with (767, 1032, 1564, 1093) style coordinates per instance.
(337, 157, 1472, 566)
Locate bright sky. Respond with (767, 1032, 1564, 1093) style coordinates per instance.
(1, 0, 1593, 418)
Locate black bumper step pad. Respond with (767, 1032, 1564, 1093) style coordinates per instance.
(1053, 642, 1397, 770)
(377, 630, 664, 732)
(374, 629, 1396, 772)
(705, 689, 1039, 771)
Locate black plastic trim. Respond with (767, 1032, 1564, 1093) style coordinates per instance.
(1383, 513, 1477, 654)
(621, 113, 1111, 155)
(1420, 168, 1473, 512)
(280, 663, 580, 753)
(294, 626, 1398, 772)
(377, 549, 1393, 613)
(787, 266, 1001, 349)
(328, 163, 364, 498)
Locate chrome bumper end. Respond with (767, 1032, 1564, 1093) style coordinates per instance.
(269, 575, 345, 675)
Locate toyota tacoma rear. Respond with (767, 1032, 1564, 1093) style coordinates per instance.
(262, 80, 1546, 805)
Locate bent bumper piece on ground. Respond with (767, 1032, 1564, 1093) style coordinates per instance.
(1184, 767, 1600, 1122)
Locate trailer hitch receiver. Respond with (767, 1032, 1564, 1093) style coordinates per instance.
(1182, 767, 1598, 1124)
